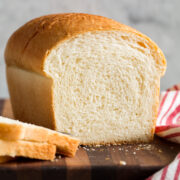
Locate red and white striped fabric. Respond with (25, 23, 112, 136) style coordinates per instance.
(147, 154, 180, 180)
(156, 84, 180, 143)
(147, 84, 180, 180)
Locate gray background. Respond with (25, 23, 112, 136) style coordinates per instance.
(0, 0, 180, 98)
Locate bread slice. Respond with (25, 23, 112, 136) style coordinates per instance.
(0, 116, 80, 157)
(0, 140, 55, 160)
(5, 13, 166, 145)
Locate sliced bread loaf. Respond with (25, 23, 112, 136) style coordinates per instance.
(0, 116, 80, 157)
(5, 13, 167, 145)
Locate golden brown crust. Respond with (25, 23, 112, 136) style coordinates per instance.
(0, 123, 22, 141)
(6, 66, 55, 129)
(151, 80, 160, 136)
(0, 140, 56, 160)
(5, 13, 166, 76)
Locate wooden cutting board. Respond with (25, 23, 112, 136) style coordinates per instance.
(0, 99, 180, 180)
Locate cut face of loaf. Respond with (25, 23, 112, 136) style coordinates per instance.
(5, 13, 166, 145)
(44, 31, 162, 144)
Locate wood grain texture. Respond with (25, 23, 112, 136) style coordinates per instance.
(66, 148, 91, 180)
(0, 99, 180, 180)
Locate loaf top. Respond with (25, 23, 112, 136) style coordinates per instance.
(4, 13, 166, 76)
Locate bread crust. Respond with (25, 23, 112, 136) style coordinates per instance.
(6, 66, 55, 129)
(0, 140, 56, 160)
(5, 13, 166, 76)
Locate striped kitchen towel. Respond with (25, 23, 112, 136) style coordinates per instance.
(147, 84, 180, 180)
(147, 153, 180, 180)
(156, 84, 180, 143)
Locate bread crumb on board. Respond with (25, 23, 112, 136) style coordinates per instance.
(53, 155, 61, 162)
(158, 149, 162, 153)
(81, 143, 164, 157)
(120, 161, 126, 165)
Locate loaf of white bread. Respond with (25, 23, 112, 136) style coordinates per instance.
(5, 13, 166, 145)
(0, 116, 80, 162)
